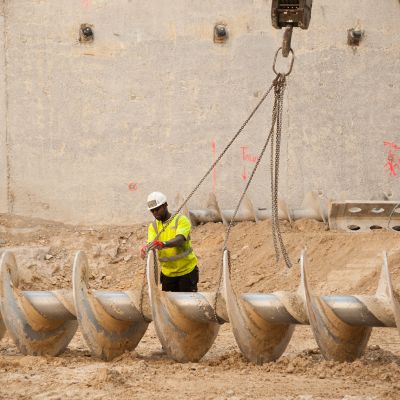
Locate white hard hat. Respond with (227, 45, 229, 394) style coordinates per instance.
(147, 191, 167, 210)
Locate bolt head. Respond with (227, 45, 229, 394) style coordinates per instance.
(82, 27, 93, 37)
(351, 30, 362, 39)
(215, 25, 226, 38)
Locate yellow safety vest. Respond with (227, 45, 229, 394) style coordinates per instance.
(147, 214, 198, 277)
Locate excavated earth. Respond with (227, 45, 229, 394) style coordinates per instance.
(1, 213, 400, 399)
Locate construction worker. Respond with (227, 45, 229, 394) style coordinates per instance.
(140, 191, 199, 292)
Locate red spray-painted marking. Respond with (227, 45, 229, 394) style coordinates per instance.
(128, 181, 138, 192)
(242, 166, 248, 181)
(240, 145, 258, 181)
(212, 139, 217, 193)
(240, 146, 259, 164)
(82, 0, 91, 9)
(384, 141, 400, 177)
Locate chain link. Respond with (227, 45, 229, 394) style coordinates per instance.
(212, 82, 280, 320)
(212, 73, 294, 321)
(270, 75, 292, 269)
(270, 80, 281, 260)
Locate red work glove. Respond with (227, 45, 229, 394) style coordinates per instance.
(140, 241, 166, 259)
(149, 240, 166, 250)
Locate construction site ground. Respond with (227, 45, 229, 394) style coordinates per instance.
(1, 213, 400, 400)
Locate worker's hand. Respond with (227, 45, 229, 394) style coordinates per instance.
(149, 240, 166, 250)
(140, 245, 148, 260)
(141, 241, 166, 259)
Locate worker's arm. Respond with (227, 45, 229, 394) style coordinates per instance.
(145, 215, 191, 251)
(164, 215, 191, 248)
(157, 215, 191, 248)
(163, 234, 186, 248)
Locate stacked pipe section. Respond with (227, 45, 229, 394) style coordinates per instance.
(175, 192, 400, 232)
(175, 191, 329, 226)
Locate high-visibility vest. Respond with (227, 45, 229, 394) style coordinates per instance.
(148, 214, 197, 277)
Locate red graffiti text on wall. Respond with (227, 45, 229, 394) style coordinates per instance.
(128, 182, 138, 192)
(240, 146, 259, 163)
(384, 141, 400, 177)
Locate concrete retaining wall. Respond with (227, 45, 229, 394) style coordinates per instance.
(0, 0, 399, 224)
(0, 5, 7, 214)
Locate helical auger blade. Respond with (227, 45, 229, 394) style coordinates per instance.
(72, 251, 149, 361)
(1, 249, 400, 363)
(222, 249, 295, 364)
(358, 252, 400, 338)
(300, 250, 372, 361)
(0, 251, 77, 356)
(146, 251, 220, 362)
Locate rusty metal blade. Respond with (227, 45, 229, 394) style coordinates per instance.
(0, 251, 77, 356)
(223, 249, 294, 363)
(72, 251, 148, 360)
(146, 251, 219, 362)
(300, 250, 371, 361)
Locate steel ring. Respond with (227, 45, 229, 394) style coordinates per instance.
(272, 47, 295, 76)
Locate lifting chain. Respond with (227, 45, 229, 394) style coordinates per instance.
(139, 44, 295, 320)
(270, 74, 292, 268)
(212, 65, 294, 321)
(138, 79, 277, 318)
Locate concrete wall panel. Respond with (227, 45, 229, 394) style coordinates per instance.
(0, 6, 7, 213)
(1, 0, 400, 224)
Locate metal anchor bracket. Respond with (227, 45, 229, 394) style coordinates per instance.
(328, 201, 400, 232)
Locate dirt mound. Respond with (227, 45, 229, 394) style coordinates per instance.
(1, 213, 400, 296)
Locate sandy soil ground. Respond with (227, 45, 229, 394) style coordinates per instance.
(1, 214, 400, 399)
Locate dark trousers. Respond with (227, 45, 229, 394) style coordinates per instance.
(160, 266, 199, 292)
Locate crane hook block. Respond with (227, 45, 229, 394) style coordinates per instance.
(271, 0, 313, 30)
